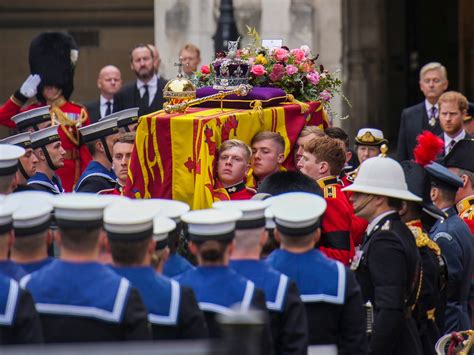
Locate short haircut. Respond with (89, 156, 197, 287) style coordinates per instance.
(251, 131, 285, 153)
(325, 127, 349, 149)
(219, 139, 252, 161)
(304, 136, 346, 176)
(420, 62, 447, 81)
(59, 227, 101, 253)
(387, 197, 403, 211)
(437, 187, 457, 204)
(0, 173, 16, 194)
(278, 230, 316, 248)
(12, 231, 48, 254)
(179, 43, 201, 58)
(234, 228, 262, 253)
(113, 132, 136, 146)
(459, 169, 474, 189)
(258, 171, 322, 196)
(109, 238, 150, 265)
(299, 126, 325, 139)
(438, 91, 468, 112)
(130, 44, 154, 62)
(86, 141, 97, 156)
(194, 239, 230, 263)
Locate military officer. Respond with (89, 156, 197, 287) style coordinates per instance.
(20, 193, 151, 342)
(214, 199, 309, 355)
(266, 192, 366, 354)
(105, 199, 208, 340)
(342, 156, 423, 354)
(425, 162, 474, 333)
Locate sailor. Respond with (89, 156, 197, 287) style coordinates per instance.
(20, 193, 151, 342)
(266, 192, 366, 353)
(0, 144, 26, 195)
(27, 126, 65, 194)
(214, 199, 308, 355)
(425, 162, 474, 333)
(75, 118, 119, 193)
(175, 208, 273, 354)
(342, 156, 423, 354)
(10, 106, 51, 133)
(105, 199, 208, 340)
(100, 107, 140, 133)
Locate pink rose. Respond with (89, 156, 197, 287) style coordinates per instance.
(300, 45, 311, 56)
(290, 49, 306, 64)
(269, 63, 285, 82)
(200, 65, 210, 74)
(319, 90, 332, 102)
(273, 48, 289, 62)
(251, 64, 266, 77)
(306, 71, 320, 85)
(286, 64, 298, 76)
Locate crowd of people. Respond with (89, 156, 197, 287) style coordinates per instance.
(0, 31, 472, 354)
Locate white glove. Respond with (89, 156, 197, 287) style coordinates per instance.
(19, 74, 41, 98)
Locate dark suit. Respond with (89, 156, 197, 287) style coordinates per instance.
(397, 102, 442, 161)
(114, 77, 167, 116)
(438, 131, 473, 157)
(85, 99, 119, 123)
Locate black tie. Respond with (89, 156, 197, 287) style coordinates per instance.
(105, 101, 112, 116)
(142, 85, 149, 108)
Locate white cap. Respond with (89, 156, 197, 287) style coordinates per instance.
(0, 144, 25, 176)
(264, 208, 275, 230)
(53, 193, 112, 228)
(101, 108, 139, 128)
(354, 128, 387, 146)
(30, 125, 60, 149)
(11, 199, 52, 236)
(213, 200, 269, 229)
(268, 192, 327, 235)
(79, 117, 118, 143)
(181, 208, 242, 242)
(153, 215, 176, 249)
(104, 200, 157, 240)
(342, 156, 422, 202)
(139, 199, 190, 222)
(11, 106, 51, 131)
(0, 202, 17, 233)
(0, 132, 32, 149)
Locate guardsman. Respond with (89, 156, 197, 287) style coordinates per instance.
(266, 192, 366, 353)
(0, 133, 38, 193)
(7, 192, 54, 273)
(0, 144, 25, 195)
(75, 118, 119, 193)
(27, 126, 65, 194)
(214, 200, 309, 354)
(342, 156, 423, 354)
(400, 161, 447, 354)
(105, 199, 208, 340)
(20, 193, 151, 342)
(175, 208, 273, 354)
(425, 162, 474, 333)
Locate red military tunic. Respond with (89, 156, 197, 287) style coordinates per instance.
(456, 196, 474, 235)
(226, 182, 256, 200)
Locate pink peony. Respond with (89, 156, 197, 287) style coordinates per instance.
(269, 63, 285, 81)
(286, 65, 298, 76)
(306, 71, 320, 85)
(319, 90, 332, 102)
(200, 65, 210, 74)
(290, 49, 306, 64)
(273, 48, 289, 62)
(251, 64, 267, 77)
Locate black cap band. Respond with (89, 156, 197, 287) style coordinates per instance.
(0, 164, 18, 176)
(81, 126, 119, 144)
(14, 218, 51, 237)
(16, 114, 50, 132)
(275, 219, 321, 236)
(57, 218, 103, 230)
(0, 223, 13, 234)
(155, 238, 168, 250)
(31, 134, 61, 149)
(189, 231, 235, 243)
(117, 116, 138, 129)
(236, 218, 266, 230)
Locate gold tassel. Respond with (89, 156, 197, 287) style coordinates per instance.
(281, 94, 310, 114)
(250, 100, 264, 124)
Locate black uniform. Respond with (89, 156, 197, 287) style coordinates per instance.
(0, 275, 43, 344)
(27, 172, 64, 194)
(20, 259, 151, 342)
(74, 161, 116, 193)
(355, 212, 423, 355)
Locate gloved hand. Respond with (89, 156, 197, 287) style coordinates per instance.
(19, 74, 41, 98)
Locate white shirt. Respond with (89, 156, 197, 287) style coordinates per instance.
(136, 75, 158, 106)
(366, 210, 397, 235)
(424, 99, 438, 118)
(100, 95, 114, 118)
(443, 130, 466, 155)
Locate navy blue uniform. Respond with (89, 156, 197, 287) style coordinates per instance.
(431, 207, 474, 333)
(21, 260, 151, 342)
(74, 161, 116, 193)
(230, 259, 308, 355)
(18, 257, 54, 274)
(27, 172, 64, 194)
(163, 253, 195, 278)
(112, 266, 208, 340)
(0, 274, 43, 344)
(0, 260, 26, 281)
(266, 249, 366, 354)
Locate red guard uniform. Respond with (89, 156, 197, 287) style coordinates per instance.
(456, 196, 474, 235)
(226, 182, 256, 200)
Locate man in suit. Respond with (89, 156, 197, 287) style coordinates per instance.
(85, 65, 122, 123)
(438, 91, 472, 156)
(398, 62, 448, 161)
(114, 44, 167, 116)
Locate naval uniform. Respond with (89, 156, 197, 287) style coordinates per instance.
(21, 260, 151, 342)
(18, 257, 54, 274)
(176, 266, 273, 354)
(0, 274, 43, 344)
(230, 259, 308, 355)
(163, 253, 195, 278)
(74, 161, 116, 193)
(27, 172, 64, 194)
(355, 211, 422, 355)
(0, 260, 26, 281)
(112, 266, 208, 340)
(266, 248, 366, 354)
(431, 207, 474, 333)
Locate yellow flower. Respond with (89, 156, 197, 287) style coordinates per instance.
(255, 54, 267, 65)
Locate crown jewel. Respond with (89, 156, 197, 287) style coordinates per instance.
(212, 38, 251, 90)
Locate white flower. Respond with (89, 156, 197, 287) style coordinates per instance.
(300, 45, 311, 56)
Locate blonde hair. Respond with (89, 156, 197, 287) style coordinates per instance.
(420, 62, 447, 81)
(299, 126, 325, 139)
(219, 139, 252, 161)
(438, 91, 468, 112)
(179, 43, 201, 59)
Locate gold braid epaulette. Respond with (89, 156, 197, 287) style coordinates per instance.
(408, 223, 441, 256)
(50, 106, 88, 147)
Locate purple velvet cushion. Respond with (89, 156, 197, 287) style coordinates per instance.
(195, 87, 287, 109)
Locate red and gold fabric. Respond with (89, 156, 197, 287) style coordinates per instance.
(125, 102, 328, 209)
(456, 196, 474, 235)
